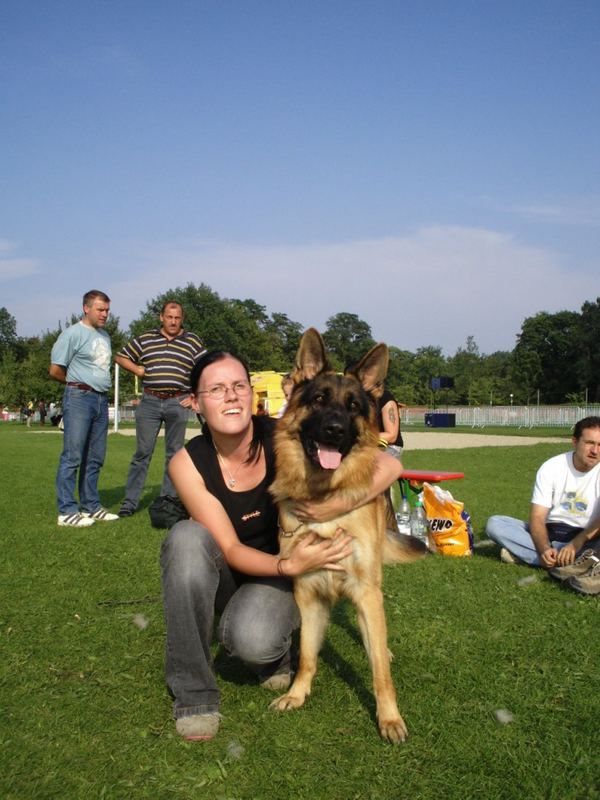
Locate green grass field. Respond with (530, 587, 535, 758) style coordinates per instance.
(1, 425, 598, 800)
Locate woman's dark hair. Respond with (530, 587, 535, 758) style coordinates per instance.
(190, 350, 251, 392)
(191, 350, 265, 464)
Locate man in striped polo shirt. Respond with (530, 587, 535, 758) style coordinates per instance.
(116, 301, 206, 517)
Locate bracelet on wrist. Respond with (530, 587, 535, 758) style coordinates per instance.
(277, 557, 289, 577)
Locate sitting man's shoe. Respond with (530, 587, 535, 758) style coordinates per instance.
(175, 713, 221, 741)
(260, 672, 292, 692)
(566, 561, 600, 595)
(550, 549, 600, 581)
(58, 513, 95, 528)
(81, 508, 120, 522)
(500, 547, 524, 565)
(118, 505, 135, 518)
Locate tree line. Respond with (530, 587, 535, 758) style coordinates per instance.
(0, 286, 598, 409)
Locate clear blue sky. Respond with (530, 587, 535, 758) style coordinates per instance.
(2, 0, 599, 354)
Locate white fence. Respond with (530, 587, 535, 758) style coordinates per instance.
(108, 365, 599, 431)
(401, 405, 600, 429)
(109, 404, 600, 429)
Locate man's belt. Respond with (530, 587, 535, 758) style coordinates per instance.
(143, 388, 189, 399)
(67, 382, 106, 394)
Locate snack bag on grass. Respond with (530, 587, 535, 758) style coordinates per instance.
(422, 482, 473, 557)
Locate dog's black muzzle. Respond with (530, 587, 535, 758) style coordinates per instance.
(300, 406, 357, 463)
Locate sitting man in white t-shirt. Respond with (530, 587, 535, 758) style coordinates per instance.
(486, 416, 600, 571)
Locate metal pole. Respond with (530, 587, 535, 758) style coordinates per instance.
(113, 362, 120, 433)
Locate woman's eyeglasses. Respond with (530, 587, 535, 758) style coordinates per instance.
(197, 381, 252, 400)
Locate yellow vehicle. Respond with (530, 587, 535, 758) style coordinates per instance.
(250, 371, 288, 417)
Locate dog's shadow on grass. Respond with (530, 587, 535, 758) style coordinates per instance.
(320, 602, 379, 720)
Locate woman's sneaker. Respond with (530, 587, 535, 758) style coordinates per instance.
(550, 549, 600, 581)
(566, 561, 600, 595)
(260, 672, 292, 692)
(58, 513, 95, 527)
(175, 713, 221, 741)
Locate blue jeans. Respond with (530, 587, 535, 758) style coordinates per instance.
(486, 515, 585, 566)
(121, 392, 189, 511)
(160, 520, 300, 719)
(56, 385, 109, 515)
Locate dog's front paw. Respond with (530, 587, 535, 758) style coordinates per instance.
(379, 715, 408, 744)
(269, 692, 306, 712)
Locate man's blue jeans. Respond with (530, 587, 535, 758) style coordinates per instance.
(486, 515, 585, 566)
(56, 385, 108, 515)
(121, 392, 189, 511)
(160, 520, 300, 719)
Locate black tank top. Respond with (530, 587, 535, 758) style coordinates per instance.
(185, 415, 279, 556)
(376, 389, 404, 447)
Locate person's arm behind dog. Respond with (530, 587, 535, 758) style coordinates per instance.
(293, 450, 402, 523)
(378, 397, 400, 446)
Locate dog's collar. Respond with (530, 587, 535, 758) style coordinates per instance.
(278, 515, 304, 538)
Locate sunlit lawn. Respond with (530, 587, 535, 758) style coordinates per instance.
(1, 424, 598, 800)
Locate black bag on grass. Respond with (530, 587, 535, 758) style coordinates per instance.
(148, 495, 189, 529)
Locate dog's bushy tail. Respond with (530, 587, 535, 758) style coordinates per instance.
(383, 531, 429, 564)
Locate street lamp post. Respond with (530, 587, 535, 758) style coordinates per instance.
(510, 393, 514, 407)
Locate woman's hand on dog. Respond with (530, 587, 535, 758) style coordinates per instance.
(285, 528, 353, 575)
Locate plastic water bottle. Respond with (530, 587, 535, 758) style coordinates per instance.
(410, 500, 428, 547)
(395, 496, 411, 536)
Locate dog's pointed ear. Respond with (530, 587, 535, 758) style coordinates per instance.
(346, 343, 389, 399)
(292, 328, 330, 382)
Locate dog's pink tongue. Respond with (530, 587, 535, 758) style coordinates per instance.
(317, 444, 342, 470)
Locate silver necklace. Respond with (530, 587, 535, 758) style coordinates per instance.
(214, 445, 244, 488)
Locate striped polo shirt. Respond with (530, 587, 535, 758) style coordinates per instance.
(118, 329, 206, 393)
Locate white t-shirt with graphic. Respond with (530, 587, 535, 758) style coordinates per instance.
(531, 452, 600, 527)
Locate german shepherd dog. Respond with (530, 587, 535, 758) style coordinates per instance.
(269, 328, 426, 743)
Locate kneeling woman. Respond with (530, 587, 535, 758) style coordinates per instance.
(161, 350, 403, 741)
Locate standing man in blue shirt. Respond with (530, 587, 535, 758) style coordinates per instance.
(50, 290, 119, 527)
(116, 301, 206, 517)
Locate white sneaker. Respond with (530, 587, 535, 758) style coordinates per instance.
(500, 547, 524, 565)
(81, 508, 120, 522)
(58, 513, 95, 528)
